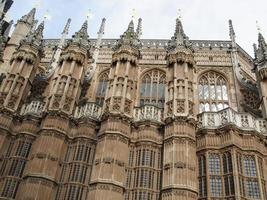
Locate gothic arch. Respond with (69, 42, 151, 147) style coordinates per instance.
(96, 70, 109, 106)
(198, 71, 229, 112)
(139, 69, 166, 108)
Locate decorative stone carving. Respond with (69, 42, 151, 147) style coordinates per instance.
(134, 104, 163, 123)
(198, 107, 267, 134)
(74, 102, 102, 120)
(20, 100, 44, 117)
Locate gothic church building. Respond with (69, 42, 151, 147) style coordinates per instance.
(0, 4, 267, 200)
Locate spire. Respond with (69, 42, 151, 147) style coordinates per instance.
(258, 33, 267, 50)
(48, 18, 72, 74)
(20, 8, 36, 26)
(62, 18, 71, 35)
(254, 32, 267, 62)
(113, 19, 141, 51)
(167, 16, 191, 51)
(31, 19, 38, 33)
(127, 20, 135, 33)
(136, 18, 142, 38)
(97, 18, 106, 35)
(71, 20, 90, 49)
(229, 19, 236, 47)
(86, 18, 106, 80)
(22, 20, 44, 47)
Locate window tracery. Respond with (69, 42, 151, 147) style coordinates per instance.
(140, 70, 166, 108)
(96, 71, 109, 106)
(198, 71, 229, 112)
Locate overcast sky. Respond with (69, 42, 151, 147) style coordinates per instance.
(8, 0, 267, 56)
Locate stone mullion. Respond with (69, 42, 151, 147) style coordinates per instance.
(3, 73, 19, 107)
(109, 61, 119, 107)
(184, 63, 189, 115)
(60, 60, 76, 109)
(255, 155, 264, 200)
(120, 61, 130, 112)
(48, 60, 67, 110)
(0, 61, 16, 93)
(173, 62, 178, 115)
(232, 148, 241, 200)
(16, 121, 67, 199)
(219, 153, 225, 199)
(205, 151, 211, 200)
(0, 134, 34, 199)
(3, 59, 30, 110)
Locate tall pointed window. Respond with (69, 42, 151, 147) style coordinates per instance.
(140, 70, 166, 108)
(198, 71, 229, 112)
(96, 71, 109, 106)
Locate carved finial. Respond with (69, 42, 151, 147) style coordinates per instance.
(113, 19, 141, 51)
(229, 19, 237, 47)
(20, 8, 36, 25)
(258, 32, 267, 49)
(33, 0, 41, 8)
(31, 19, 38, 33)
(97, 18, 106, 35)
(62, 18, 71, 35)
(229, 20, 235, 38)
(127, 20, 135, 33)
(22, 20, 44, 48)
(256, 20, 262, 33)
(178, 9, 182, 20)
(43, 10, 52, 21)
(167, 15, 191, 51)
(131, 8, 136, 21)
(72, 20, 90, 49)
(174, 17, 186, 45)
(255, 32, 267, 62)
(136, 18, 142, 38)
(86, 9, 93, 21)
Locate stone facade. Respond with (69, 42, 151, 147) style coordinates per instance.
(0, 7, 267, 200)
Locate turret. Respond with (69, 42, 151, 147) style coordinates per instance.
(47, 20, 91, 115)
(162, 17, 198, 200)
(165, 17, 195, 118)
(0, 21, 44, 112)
(88, 20, 141, 200)
(254, 32, 267, 118)
(105, 19, 141, 116)
(0, 8, 36, 73)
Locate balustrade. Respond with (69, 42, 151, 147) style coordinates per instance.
(134, 105, 163, 123)
(197, 107, 267, 134)
(20, 101, 44, 117)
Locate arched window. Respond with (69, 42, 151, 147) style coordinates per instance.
(198, 71, 229, 112)
(140, 70, 166, 108)
(96, 71, 109, 106)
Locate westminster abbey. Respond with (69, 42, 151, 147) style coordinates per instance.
(0, 1, 267, 200)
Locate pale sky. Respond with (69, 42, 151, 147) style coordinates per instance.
(8, 0, 267, 56)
